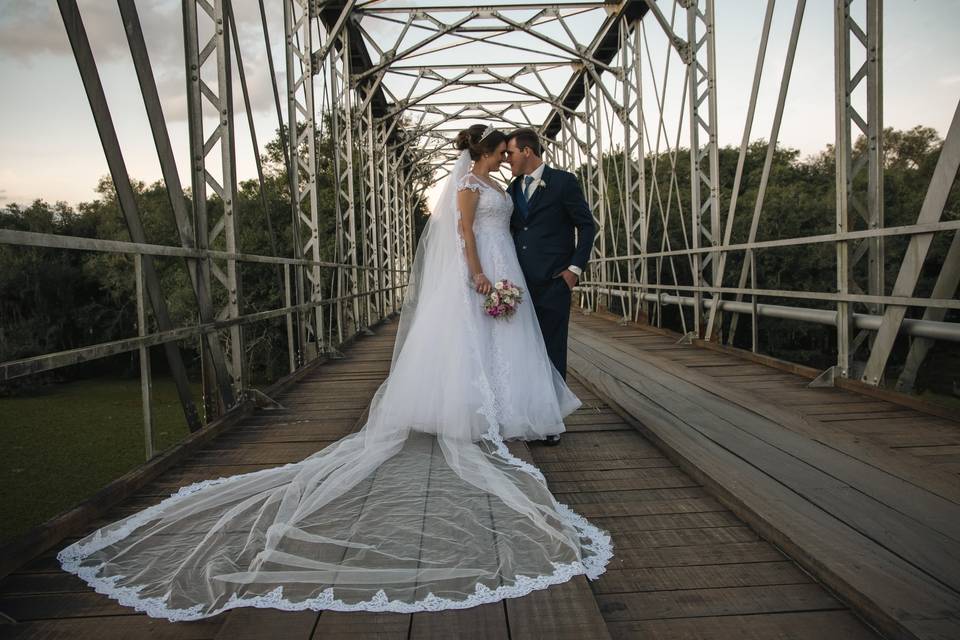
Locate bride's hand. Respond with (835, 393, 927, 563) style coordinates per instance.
(473, 273, 493, 295)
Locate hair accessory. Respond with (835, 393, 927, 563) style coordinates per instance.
(478, 125, 496, 142)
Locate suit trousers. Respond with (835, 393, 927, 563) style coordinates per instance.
(529, 277, 573, 380)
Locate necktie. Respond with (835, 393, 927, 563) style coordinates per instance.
(523, 175, 535, 202)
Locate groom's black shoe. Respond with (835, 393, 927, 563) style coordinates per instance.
(544, 434, 561, 446)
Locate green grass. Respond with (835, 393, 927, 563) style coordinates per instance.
(0, 376, 200, 545)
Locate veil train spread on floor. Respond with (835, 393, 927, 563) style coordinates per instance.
(58, 150, 612, 621)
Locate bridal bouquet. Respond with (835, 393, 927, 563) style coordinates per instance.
(483, 279, 524, 320)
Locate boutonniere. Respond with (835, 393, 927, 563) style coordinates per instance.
(534, 178, 547, 191)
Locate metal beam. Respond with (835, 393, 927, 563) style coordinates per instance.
(860, 101, 960, 385)
(685, 0, 721, 337)
(57, 0, 201, 430)
(285, 0, 325, 359)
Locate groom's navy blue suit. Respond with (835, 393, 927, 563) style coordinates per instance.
(509, 165, 595, 379)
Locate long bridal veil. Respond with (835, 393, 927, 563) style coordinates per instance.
(58, 150, 612, 621)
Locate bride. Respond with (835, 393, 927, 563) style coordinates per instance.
(58, 124, 612, 621)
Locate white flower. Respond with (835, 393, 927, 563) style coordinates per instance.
(495, 281, 504, 290)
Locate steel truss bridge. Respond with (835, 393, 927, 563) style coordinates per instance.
(1, 2, 959, 637)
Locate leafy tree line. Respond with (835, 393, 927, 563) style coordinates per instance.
(0, 120, 430, 394)
(586, 125, 958, 398)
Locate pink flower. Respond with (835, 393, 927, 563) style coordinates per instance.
(481, 279, 524, 320)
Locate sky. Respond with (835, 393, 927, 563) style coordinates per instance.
(0, 0, 958, 208)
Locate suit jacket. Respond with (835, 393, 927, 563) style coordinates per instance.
(509, 165, 596, 287)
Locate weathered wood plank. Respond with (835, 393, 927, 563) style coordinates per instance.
(595, 584, 843, 622)
(559, 497, 725, 518)
(0, 615, 224, 639)
(591, 525, 761, 551)
(688, 365, 772, 376)
(0, 591, 140, 620)
(409, 602, 509, 639)
(873, 433, 960, 447)
(0, 571, 90, 596)
(591, 511, 742, 534)
(605, 610, 881, 640)
(547, 473, 700, 494)
(801, 402, 907, 416)
(564, 411, 630, 426)
(896, 444, 960, 456)
(538, 457, 673, 473)
(608, 541, 785, 570)
(817, 411, 926, 422)
(553, 487, 710, 505)
(184, 442, 337, 465)
(505, 577, 612, 640)
(313, 611, 410, 639)
(212, 609, 318, 639)
(544, 467, 695, 483)
(593, 561, 811, 595)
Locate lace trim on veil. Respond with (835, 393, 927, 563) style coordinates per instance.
(57, 150, 613, 621)
(58, 456, 612, 621)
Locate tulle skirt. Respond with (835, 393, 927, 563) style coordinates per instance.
(384, 225, 581, 442)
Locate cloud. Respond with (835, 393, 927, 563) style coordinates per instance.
(939, 74, 960, 86)
(0, 2, 130, 61)
(0, 1, 280, 122)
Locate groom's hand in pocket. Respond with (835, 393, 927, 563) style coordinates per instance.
(554, 269, 578, 291)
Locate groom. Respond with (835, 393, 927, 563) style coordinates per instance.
(506, 128, 595, 444)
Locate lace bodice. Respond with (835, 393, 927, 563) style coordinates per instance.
(457, 173, 513, 234)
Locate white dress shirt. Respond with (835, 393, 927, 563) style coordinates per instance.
(523, 162, 546, 200)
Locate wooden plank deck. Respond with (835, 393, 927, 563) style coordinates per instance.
(0, 314, 889, 639)
(568, 310, 960, 640)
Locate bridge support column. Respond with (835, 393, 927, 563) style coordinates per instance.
(684, 0, 721, 340)
(185, 0, 245, 404)
(325, 27, 362, 340)
(284, 0, 326, 361)
(834, 0, 885, 382)
(584, 79, 609, 313)
(619, 19, 648, 323)
(357, 97, 381, 326)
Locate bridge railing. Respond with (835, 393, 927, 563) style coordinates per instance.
(581, 210, 960, 346)
(0, 226, 407, 458)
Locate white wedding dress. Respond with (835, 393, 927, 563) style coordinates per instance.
(58, 150, 612, 621)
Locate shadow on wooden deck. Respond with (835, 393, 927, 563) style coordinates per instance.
(0, 313, 901, 639)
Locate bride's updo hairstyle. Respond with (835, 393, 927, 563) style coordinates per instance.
(455, 124, 506, 161)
